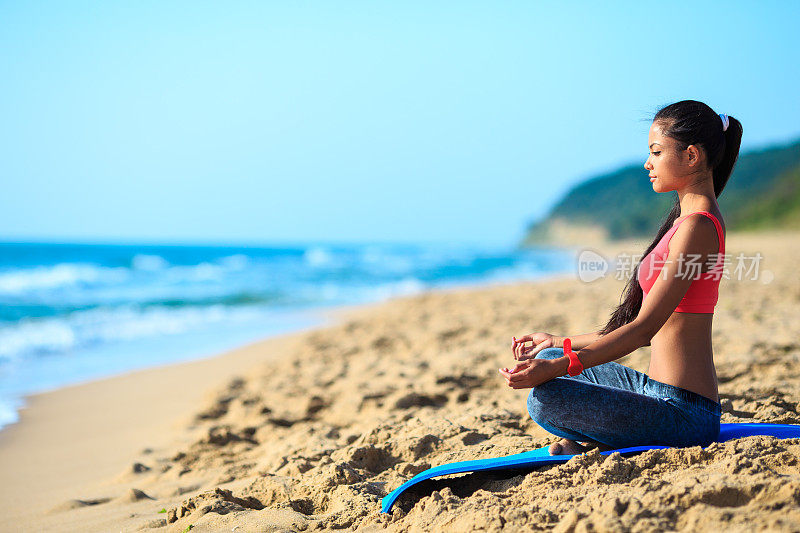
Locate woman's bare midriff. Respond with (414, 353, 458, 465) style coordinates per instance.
(647, 311, 720, 404)
(645, 208, 724, 405)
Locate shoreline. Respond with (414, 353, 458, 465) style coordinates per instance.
(0, 240, 577, 435)
(0, 307, 331, 433)
(1, 229, 797, 531)
(0, 264, 580, 437)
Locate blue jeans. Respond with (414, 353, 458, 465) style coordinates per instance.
(527, 347, 722, 449)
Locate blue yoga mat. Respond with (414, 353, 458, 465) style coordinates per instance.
(381, 423, 800, 513)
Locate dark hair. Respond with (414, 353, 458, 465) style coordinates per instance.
(598, 100, 743, 341)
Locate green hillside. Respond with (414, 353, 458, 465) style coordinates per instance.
(735, 163, 800, 229)
(522, 138, 800, 246)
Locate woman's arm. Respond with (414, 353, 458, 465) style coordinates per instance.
(551, 321, 650, 376)
(552, 331, 603, 350)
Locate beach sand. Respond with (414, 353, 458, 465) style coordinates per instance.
(1, 229, 799, 532)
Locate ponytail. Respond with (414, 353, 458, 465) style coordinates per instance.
(713, 116, 743, 197)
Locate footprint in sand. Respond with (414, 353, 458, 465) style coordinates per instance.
(47, 497, 112, 514)
(50, 488, 156, 514)
(113, 461, 155, 483)
(116, 488, 156, 503)
(131, 462, 152, 473)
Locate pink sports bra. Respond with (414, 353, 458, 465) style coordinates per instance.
(637, 211, 725, 314)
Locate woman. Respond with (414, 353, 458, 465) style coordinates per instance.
(499, 100, 743, 455)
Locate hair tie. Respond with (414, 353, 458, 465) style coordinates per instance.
(719, 113, 730, 132)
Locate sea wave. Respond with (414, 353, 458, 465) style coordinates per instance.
(0, 255, 262, 298)
(304, 246, 336, 267)
(131, 254, 169, 271)
(0, 304, 269, 362)
(0, 263, 129, 295)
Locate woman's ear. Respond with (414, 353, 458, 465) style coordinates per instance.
(685, 144, 702, 168)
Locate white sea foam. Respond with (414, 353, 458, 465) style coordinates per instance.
(0, 396, 22, 428)
(187, 262, 223, 281)
(0, 264, 128, 295)
(304, 247, 334, 267)
(157, 262, 225, 283)
(0, 305, 268, 361)
(0, 320, 77, 361)
(132, 254, 169, 271)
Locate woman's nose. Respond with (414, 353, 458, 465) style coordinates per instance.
(644, 159, 652, 170)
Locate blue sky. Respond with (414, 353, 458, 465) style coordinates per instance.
(1, 1, 799, 246)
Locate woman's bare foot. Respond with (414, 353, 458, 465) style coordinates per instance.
(548, 438, 592, 455)
(548, 438, 615, 455)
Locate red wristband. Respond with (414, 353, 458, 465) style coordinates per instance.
(563, 338, 584, 377)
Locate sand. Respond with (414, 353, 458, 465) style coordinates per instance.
(1, 229, 799, 532)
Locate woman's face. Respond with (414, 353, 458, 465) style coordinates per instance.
(644, 121, 694, 192)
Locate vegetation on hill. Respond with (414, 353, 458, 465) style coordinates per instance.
(522, 138, 800, 246)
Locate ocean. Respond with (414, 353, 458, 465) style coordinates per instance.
(0, 241, 575, 430)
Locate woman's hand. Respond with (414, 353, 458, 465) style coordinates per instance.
(511, 332, 558, 360)
(498, 358, 563, 389)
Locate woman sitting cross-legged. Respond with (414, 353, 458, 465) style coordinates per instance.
(499, 100, 742, 455)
